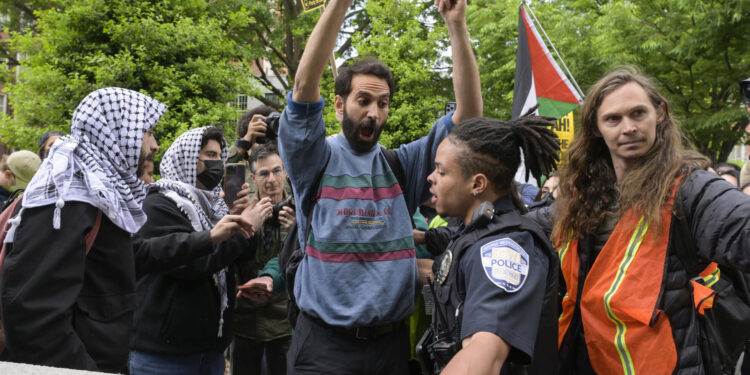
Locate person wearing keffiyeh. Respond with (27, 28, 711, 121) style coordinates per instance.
(129, 126, 270, 375)
(0, 88, 255, 373)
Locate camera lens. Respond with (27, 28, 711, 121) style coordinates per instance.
(256, 112, 281, 145)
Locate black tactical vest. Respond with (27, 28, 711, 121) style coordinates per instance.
(429, 208, 559, 375)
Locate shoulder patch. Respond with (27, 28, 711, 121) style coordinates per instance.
(479, 238, 529, 293)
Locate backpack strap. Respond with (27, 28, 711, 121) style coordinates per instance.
(381, 147, 415, 229)
(84, 210, 102, 255)
(672, 186, 698, 273)
(0, 195, 24, 272)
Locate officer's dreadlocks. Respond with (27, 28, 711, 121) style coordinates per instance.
(446, 109, 560, 211)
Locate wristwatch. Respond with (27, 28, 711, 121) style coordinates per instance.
(235, 139, 253, 151)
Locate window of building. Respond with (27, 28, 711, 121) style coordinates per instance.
(234, 94, 249, 111)
(0, 93, 8, 115)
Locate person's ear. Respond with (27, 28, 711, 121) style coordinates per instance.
(471, 173, 489, 196)
(335, 95, 345, 122)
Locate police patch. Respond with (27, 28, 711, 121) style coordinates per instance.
(480, 238, 529, 293)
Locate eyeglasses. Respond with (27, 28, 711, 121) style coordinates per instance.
(255, 167, 283, 179)
(740, 79, 750, 104)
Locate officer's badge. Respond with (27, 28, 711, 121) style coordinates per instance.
(480, 238, 529, 293)
(436, 250, 453, 285)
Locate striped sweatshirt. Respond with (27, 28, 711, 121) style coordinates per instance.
(278, 91, 454, 327)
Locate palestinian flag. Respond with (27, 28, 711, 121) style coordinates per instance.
(511, 5, 582, 120)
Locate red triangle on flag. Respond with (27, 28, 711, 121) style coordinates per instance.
(521, 7, 579, 105)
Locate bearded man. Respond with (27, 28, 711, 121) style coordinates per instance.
(277, 0, 482, 373)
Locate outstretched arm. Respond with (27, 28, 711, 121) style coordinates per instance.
(443, 332, 511, 375)
(292, 0, 354, 103)
(438, 0, 482, 124)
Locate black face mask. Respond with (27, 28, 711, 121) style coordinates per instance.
(197, 159, 224, 190)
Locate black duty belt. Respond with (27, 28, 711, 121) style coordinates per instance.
(305, 313, 406, 341)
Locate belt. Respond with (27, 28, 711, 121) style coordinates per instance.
(306, 313, 406, 341)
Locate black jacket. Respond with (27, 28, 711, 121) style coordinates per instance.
(540, 170, 750, 374)
(130, 191, 255, 355)
(0, 201, 215, 373)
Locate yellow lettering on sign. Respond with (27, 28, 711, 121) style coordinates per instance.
(553, 111, 575, 157)
(301, 0, 326, 12)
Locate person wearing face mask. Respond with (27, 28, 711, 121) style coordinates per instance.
(1, 89, 256, 373)
(129, 126, 272, 375)
(0, 151, 41, 208)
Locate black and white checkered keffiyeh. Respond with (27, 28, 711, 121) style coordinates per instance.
(20, 87, 167, 234)
(149, 126, 230, 337)
(151, 126, 229, 226)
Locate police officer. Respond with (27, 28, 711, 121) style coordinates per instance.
(419, 115, 560, 375)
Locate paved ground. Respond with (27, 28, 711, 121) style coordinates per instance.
(0, 362, 111, 374)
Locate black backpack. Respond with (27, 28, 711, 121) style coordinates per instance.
(673, 191, 750, 374)
(278, 147, 407, 327)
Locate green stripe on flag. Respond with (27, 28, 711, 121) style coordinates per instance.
(537, 97, 579, 119)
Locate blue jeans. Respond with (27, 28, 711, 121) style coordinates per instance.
(129, 350, 225, 375)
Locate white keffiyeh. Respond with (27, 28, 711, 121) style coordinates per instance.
(150, 126, 230, 338)
(17, 87, 166, 235)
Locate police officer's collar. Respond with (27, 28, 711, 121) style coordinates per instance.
(492, 195, 515, 214)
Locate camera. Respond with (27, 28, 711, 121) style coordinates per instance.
(740, 78, 750, 104)
(256, 112, 281, 144)
(268, 195, 295, 226)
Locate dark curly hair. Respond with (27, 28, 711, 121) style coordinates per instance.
(335, 57, 395, 101)
(448, 110, 560, 211)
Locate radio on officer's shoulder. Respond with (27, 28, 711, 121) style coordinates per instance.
(466, 201, 494, 231)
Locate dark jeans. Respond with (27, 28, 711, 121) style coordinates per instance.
(287, 313, 410, 375)
(231, 335, 291, 375)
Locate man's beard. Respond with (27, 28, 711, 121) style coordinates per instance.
(137, 149, 154, 179)
(342, 110, 386, 153)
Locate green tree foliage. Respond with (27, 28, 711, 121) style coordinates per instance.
(230, 0, 371, 110)
(0, 0, 56, 65)
(0, 0, 258, 157)
(5, 0, 746, 161)
(470, 0, 750, 162)
(584, 0, 750, 163)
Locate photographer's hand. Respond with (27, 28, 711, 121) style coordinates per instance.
(242, 114, 268, 146)
(279, 206, 296, 230)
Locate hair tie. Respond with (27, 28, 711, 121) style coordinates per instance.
(508, 119, 520, 138)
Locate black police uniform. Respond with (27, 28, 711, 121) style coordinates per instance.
(420, 196, 558, 375)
